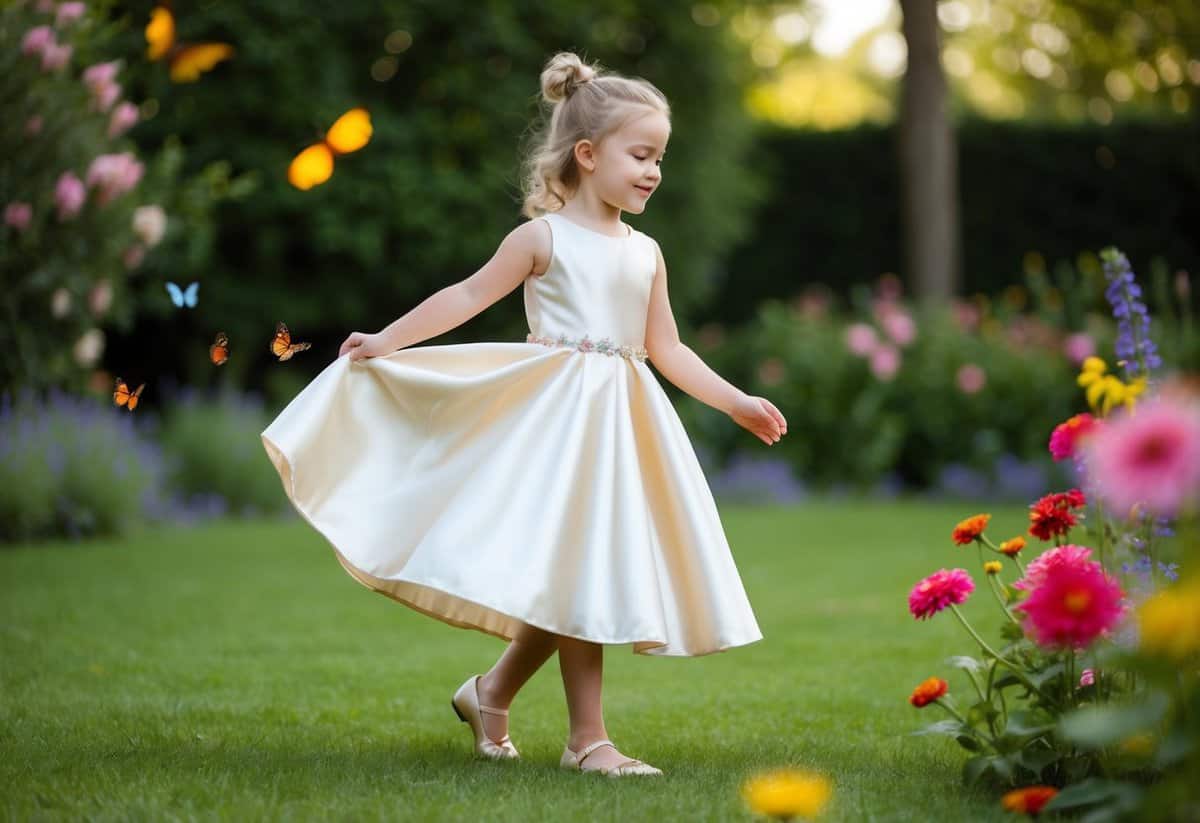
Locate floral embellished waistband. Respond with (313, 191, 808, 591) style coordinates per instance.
(526, 332, 649, 363)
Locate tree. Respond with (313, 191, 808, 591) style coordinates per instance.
(898, 0, 961, 301)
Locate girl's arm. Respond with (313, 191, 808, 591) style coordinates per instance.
(352, 221, 549, 356)
(644, 240, 786, 445)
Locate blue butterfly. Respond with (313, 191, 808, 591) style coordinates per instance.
(165, 281, 199, 309)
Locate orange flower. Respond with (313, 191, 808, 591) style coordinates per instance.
(999, 536, 1026, 556)
(952, 513, 991, 545)
(1001, 786, 1058, 816)
(909, 676, 948, 707)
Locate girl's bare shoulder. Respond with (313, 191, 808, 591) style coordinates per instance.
(510, 215, 553, 277)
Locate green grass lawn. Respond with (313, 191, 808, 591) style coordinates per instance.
(1, 501, 1039, 821)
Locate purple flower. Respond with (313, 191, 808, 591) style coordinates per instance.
(1100, 247, 1161, 377)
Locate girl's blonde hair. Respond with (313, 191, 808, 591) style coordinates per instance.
(520, 51, 670, 218)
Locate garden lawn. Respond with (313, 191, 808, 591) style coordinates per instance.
(1, 500, 1034, 821)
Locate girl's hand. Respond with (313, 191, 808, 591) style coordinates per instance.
(730, 393, 788, 446)
(339, 331, 391, 361)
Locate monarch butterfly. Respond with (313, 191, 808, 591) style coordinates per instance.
(287, 108, 373, 190)
(145, 5, 234, 83)
(112, 377, 145, 411)
(166, 280, 199, 308)
(271, 321, 311, 361)
(209, 331, 229, 366)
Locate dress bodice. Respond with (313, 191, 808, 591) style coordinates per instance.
(523, 212, 657, 352)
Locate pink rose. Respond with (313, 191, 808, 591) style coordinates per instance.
(24, 115, 44, 136)
(4, 202, 33, 232)
(82, 61, 121, 111)
(1062, 332, 1095, 366)
(880, 308, 917, 347)
(88, 279, 113, 316)
(955, 363, 986, 395)
(845, 323, 878, 357)
(85, 152, 143, 205)
(54, 171, 86, 220)
(21, 25, 54, 57)
(55, 2, 85, 27)
(869, 344, 901, 381)
(107, 101, 138, 138)
(40, 41, 72, 71)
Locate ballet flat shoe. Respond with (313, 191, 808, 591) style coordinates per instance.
(451, 674, 519, 760)
(560, 738, 663, 777)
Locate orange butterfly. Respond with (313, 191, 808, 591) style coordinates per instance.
(209, 331, 229, 366)
(270, 321, 311, 361)
(145, 5, 234, 83)
(287, 108, 373, 190)
(112, 377, 145, 411)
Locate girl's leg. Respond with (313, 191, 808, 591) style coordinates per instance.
(558, 635, 645, 770)
(474, 621, 558, 743)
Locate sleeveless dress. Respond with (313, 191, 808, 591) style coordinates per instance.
(260, 211, 763, 656)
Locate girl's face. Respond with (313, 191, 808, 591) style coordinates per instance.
(584, 108, 669, 215)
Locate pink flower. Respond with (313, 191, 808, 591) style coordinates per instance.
(1049, 413, 1100, 461)
(952, 299, 981, 332)
(25, 115, 44, 137)
(1014, 561, 1126, 649)
(85, 152, 143, 205)
(869, 344, 901, 381)
(4, 202, 33, 232)
(35, 0, 56, 12)
(88, 279, 112, 316)
(956, 364, 986, 395)
(880, 308, 916, 347)
(845, 323, 878, 357)
(1084, 398, 1200, 518)
(54, 171, 86, 220)
(908, 568, 975, 620)
(1079, 668, 1095, 687)
(82, 61, 121, 112)
(131, 205, 166, 246)
(1013, 544, 1095, 591)
(122, 244, 145, 270)
(40, 42, 72, 71)
(1062, 332, 1096, 366)
(54, 2, 85, 27)
(21, 25, 54, 56)
(107, 101, 138, 138)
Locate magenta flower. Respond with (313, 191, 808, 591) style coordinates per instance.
(4, 202, 33, 232)
(1079, 668, 1095, 687)
(845, 323, 877, 357)
(1084, 398, 1200, 518)
(54, 171, 86, 221)
(21, 25, 54, 57)
(85, 152, 143, 205)
(909, 568, 975, 620)
(1062, 332, 1096, 366)
(1049, 413, 1100, 461)
(107, 101, 139, 138)
(54, 2, 86, 27)
(1013, 544, 1095, 591)
(1014, 562, 1125, 649)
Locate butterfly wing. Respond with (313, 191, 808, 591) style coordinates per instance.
(183, 281, 199, 308)
(145, 6, 175, 61)
(126, 383, 145, 411)
(287, 144, 334, 190)
(285, 341, 312, 360)
(113, 378, 131, 407)
(165, 281, 184, 307)
(169, 42, 234, 83)
(271, 322, 292, 359)
(209, 331, 229, 366)
(324, 108, 372, 155)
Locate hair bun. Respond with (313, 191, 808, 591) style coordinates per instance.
(540, 51, 597, 104)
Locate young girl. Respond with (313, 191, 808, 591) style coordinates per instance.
(261, 51, 787, 778)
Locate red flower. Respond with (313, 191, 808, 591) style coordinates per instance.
(952, 513, 991, 545)
(1001, 786, 1059, 816)
(909, 677, 948, 707)
(1014, 561, 1126, 649)
(1048, 413, 1100, 461)
(1028, 490, 1086, 541)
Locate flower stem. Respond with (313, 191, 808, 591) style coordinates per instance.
(986, 574, 1022, 626)
(948, 604, 1049, 702)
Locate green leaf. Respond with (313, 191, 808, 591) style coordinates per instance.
(1028, 661, 1066, 688)
(1005, 710, 1056, 737)
(1015, 747, 1061, 776)
(956, 734, 982, 752)
(1041, 777, 1143, 813)
(1058, 691, 1170, 748)
(945, 655, 985, 673)
(911, 719, 964, 737)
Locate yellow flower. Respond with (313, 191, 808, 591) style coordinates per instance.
(1137, 580, 1200, 660)
(984, 561, 1003, 575)
(1076, 357, 1147, 415)
(741, 768, 832, 820)
(1119, 733, 1156, 756)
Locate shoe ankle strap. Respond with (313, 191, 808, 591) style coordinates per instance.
(576, 739, 615, 764)
(478, 704, 508, 716)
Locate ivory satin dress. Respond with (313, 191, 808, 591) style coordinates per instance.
(261, 211, 763, 656)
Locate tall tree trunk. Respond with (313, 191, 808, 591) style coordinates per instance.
(898, 0, 960, 301)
